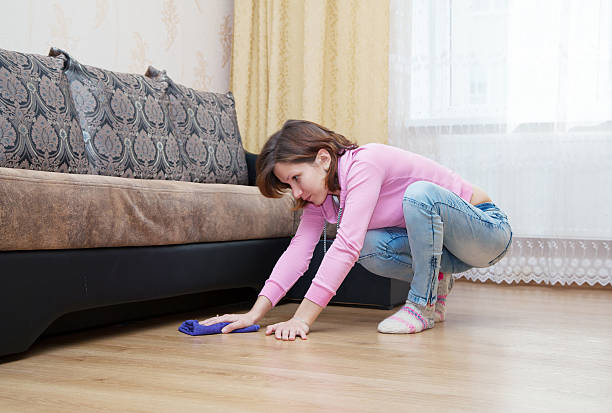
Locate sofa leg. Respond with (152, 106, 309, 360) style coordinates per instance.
(1, 275, 76, 358)
(1, 310, 61, 359)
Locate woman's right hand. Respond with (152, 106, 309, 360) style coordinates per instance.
(200, 313, 257, 334)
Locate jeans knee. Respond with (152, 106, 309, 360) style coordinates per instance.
(403, 181, 441, 206)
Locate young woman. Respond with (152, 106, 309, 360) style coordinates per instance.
(201, 120, 512, 340)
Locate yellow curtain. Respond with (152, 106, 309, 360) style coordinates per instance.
(232, 0, 389, 152)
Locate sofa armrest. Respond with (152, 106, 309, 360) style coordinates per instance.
(245, 151, 258, 186)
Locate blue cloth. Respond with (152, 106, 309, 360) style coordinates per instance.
(178, 320, 260, 336)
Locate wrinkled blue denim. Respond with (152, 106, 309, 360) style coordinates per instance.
(357, 181, 512, 306)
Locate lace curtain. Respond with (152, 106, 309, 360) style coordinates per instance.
(389, 0, 612, 286)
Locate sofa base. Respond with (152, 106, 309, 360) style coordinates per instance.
(286, 240, 411, 309)
(43, 287, 258, 337)
(0, 238, 290, 359)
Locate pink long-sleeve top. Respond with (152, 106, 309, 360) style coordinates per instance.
(258, 143, 474, 308)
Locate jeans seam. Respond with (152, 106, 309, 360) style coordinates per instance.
(383, 231, 408, 242)
(403, 198, 441, 305)
(428, 208, 440, 303)
(358, 232, 408, 261)
(404, 197, 508, 230)
(358, 252, 380, 260)
(358, 251, 411, 267)
(488, 227, 513, 265)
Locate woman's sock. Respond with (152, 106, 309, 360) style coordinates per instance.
(377, 301, 435, 334)
(434, 295, 447, 323)
(434, 272, 454, 323)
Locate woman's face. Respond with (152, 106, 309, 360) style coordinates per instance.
(273, 149, 332, 206)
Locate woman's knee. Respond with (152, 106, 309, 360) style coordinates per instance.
(403, 181, 444, 206)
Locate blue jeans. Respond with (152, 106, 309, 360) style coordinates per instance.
(357, 181, 512, 306)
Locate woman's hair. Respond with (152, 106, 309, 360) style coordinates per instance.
(256, 120, 358, 209)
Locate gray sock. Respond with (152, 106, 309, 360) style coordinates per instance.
(435, 272, 454, 322)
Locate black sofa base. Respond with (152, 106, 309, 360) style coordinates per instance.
(43, 287, 258, 337)
(0, 238, 290, 358)
(1, 238, 412, 359)
(286, 240, 411, 309)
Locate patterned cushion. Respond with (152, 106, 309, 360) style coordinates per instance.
(0, 48, 88, 173)
(146, 66, 248, 185)
(51, 48, 191, 180)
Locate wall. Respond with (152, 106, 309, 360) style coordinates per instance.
(0, 0, 233, 92)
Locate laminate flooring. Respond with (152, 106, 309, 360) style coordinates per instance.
(1, 281, 611, 412)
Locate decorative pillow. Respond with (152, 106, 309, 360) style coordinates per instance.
(50, 48, 186, 180)
(145, 66, 248, 185)
(0, 48, 87, 173)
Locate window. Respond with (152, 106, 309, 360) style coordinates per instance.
(401, 0, 611, 130)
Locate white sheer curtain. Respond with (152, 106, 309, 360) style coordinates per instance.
(389, 0, 612, 286)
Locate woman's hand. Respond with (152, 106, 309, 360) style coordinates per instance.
(200, 313, 257, 334)
(266, 318, 310, 341)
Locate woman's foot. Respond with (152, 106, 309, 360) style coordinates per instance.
(377, 301, 435, 334)
(434, 272, 454, 323)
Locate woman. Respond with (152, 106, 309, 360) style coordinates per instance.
(201, 120, 512, 340)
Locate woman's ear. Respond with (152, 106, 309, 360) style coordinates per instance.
(316, 149, 332, 171)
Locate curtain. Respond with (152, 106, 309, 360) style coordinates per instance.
(232, 0, 389, 152)
(389, 0, 612, 286)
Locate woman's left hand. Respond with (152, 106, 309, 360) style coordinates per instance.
(266, 318, 309, 341)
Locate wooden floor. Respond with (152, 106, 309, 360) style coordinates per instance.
(1, 281, 611, 412)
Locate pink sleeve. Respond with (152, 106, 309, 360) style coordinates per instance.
(258, 204, 325, 306)
(304, 160, 385, 307)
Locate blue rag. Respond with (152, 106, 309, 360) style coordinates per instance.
(178, 320, 260, 336)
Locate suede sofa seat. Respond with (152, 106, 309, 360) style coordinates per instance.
(0, 167, 295, 251)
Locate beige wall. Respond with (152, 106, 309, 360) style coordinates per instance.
(0, 0, 233, 92)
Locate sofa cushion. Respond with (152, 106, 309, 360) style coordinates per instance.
(0, 48, 88, 174)
(49, 48, 193, 181)
(145, 66, 248, 185)
(0, 167, 296, 251)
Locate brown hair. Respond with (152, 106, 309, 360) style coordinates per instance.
(256, 120, 358, 209)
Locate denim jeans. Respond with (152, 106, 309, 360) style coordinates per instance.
(357, 181, 512, 306)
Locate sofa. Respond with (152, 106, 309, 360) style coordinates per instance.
(0, 47, 411, 358)
(0, 47, 297, 358)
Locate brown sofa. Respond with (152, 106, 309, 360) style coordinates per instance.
(0, 48, 296, 357)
